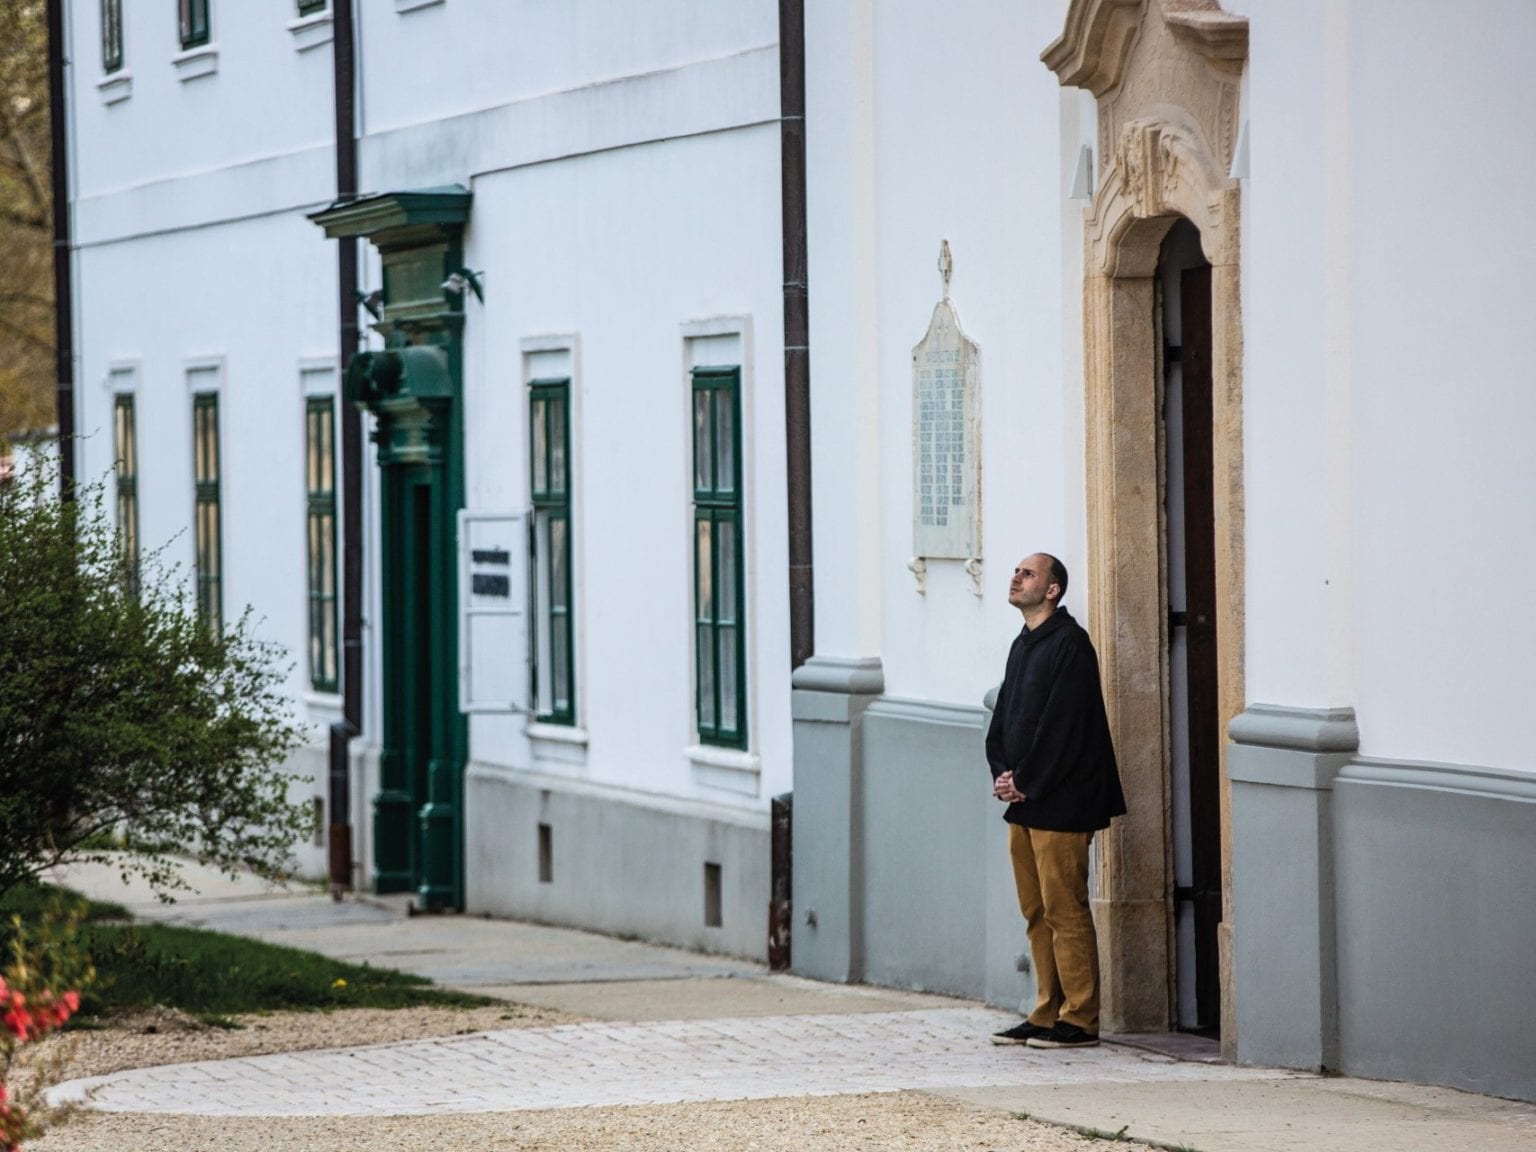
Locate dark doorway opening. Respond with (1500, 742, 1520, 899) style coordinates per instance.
(1159, 218, 1222, 1036)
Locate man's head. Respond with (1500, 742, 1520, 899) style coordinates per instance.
(1008, 552, 1067, 616)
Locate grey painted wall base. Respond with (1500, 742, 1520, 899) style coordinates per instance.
(1231, 704, 1536, 1102)
(1333, 760, 1536, 1102)
(285, 742, 330, 880)
(1228, 704, 1357, 1072)
(463, 765, 770, 960)
(860, 697, 993, 998)
(791, 668, 1036, 1011)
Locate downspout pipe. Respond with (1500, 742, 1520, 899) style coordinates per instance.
(781, 0, 813, 669)
(46, 0, 74, 499)
(327, 0, 362, 896)
(773, 0, 811, 971)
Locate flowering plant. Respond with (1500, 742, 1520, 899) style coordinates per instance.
(0, 908, 92, 1151)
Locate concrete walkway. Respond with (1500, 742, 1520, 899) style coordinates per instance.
(47, 860, 1536, 1152)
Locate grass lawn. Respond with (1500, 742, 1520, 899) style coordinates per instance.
(0, 883, 491, 1022)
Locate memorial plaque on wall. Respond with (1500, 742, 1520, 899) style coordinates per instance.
(910, 241, 982, 592)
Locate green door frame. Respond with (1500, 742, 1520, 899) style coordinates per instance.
(311, 188, 472, 911)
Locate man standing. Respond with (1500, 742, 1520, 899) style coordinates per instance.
(987, 553, 1125, 1050)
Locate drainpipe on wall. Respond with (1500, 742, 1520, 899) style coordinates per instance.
(326, 0, 362, 896)
(773, 0, 811, 971)
(46, 0, 74, 499)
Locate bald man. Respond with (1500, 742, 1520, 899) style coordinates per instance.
(986, 553, 1125, 1050)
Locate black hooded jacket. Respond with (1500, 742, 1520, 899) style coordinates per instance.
(985, 606, 1126, 832)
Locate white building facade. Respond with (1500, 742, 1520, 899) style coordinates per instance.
(793, 0, 1536, 1105)
(64, 0, 1535, 1103)
(68, 0, 792, 959)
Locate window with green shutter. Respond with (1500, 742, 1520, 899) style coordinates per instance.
(691, 366, 746, 748)
(530, 378, 575, 724)
(179, 0, 210, 49)
(113, 393, 139, 588)
(102, 0, 124, 73)
(192, 392, 222, 632)
(305, 396, 339, 693)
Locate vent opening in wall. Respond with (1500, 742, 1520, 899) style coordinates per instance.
(538, 823, 553, 883)
(704, 862, 723, 928)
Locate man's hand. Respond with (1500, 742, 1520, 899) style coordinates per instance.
(993, 770, 1025, 804)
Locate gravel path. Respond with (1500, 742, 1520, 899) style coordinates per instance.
(21, 1006, 1161, 1152)
(35, 1090, 1151, 1152)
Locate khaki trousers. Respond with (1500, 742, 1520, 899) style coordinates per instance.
(1007, 823, 1100, 1033)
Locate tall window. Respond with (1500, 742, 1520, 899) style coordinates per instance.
(102, 0, 123, 72)
(113, 393, 139, 587)
(179, 0, 210, 49)
(691, 366, 746, 748)
(192, 393, 222, 632)
(529, 378, 574, 723)
(306, 397, 339, 693)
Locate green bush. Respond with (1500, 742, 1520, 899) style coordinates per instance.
(0, 464, 311, 899)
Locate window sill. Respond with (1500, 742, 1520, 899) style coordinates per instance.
(97, 72, 133, 105)
(528, 721, 588, 768)
(686, 744, 760, 797)
(395, 0, 444, 12)
(527, 721, 587, 746)
(287, 11, 334, 52)
(173, 44, 219, 82)
(304, 691, 343, 724)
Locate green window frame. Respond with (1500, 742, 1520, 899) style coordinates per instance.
(691, 366, 746, 748)
(179, 0, 210, 49)
(192, 392, 222, 632)
(296, 0, 328, 16)
(305, 396, 339, 693)
(529, 378, 575, 724)
(102, 0, 124, 73)
(113, 393, 139, 588)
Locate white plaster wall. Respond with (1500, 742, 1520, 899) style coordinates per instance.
(75, 213, 338, 710)
(1345, 1, 1536, 773)
(357, 0, 778, 136)
(1243, 1, 1536, 774)
(460, 123, 790, 808)
(69, 1, 333, 200)
(821, 0, 1067, 705)
(803, 0, 882, 660)
(1239, 0, 1352, 711)
(72, 211, 341, 874)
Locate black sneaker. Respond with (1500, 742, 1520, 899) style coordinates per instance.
(1025, 1022, 1100, 1049)
(990, 1020, 1051, 1045)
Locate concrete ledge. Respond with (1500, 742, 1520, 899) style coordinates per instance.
(790, 655, 885, 695)
(864, 696, 988, 730)
(1338, 757, 1536, 802)
(1229, 704, 1359, 752)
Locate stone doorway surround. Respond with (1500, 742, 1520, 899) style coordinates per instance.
(1042, 0, 1247, 1050)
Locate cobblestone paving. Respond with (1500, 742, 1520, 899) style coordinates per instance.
(53, 1008, 1292, 1118)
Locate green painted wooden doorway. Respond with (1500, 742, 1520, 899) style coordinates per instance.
(311, 188, 473, 912)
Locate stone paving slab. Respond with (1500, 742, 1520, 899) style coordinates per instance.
(52, 1009, 1295, 1118)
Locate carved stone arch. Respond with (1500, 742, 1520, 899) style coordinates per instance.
(1093, 112, 1239, 274)
(1046, 0, 1247, 1052)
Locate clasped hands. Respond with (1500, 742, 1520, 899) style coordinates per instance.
(993, 770, 1026, 804)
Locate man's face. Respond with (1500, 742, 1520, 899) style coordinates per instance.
(1008, 555, 1057, 611)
